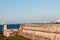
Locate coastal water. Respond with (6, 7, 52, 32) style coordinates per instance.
(0, 24, 20, 32)
(0, 25, 3, 32)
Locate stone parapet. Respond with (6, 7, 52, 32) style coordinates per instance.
(20, 24, 60, 40)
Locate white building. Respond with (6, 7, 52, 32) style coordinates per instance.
(3, 25, 20, 37)
(54, 20, 60, 24)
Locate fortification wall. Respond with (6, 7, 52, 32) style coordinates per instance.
(19, 24, 60, 40)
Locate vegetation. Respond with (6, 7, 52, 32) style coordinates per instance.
(0, 35, 30, 40)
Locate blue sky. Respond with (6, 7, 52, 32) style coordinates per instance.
(0, 0, 60, 24)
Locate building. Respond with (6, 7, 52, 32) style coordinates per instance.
(54, 20, 60, 24)
(3, 24, 60, 40)
(3, 24, 20, 37)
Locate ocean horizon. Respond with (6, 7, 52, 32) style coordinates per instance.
(0, 24, 20, 32)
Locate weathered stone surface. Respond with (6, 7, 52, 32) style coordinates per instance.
(20, 24, 60, 40)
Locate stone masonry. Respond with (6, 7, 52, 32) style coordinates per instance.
(19, 24, 60, 40)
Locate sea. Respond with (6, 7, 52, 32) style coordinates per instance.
(0, 24, 20, 32)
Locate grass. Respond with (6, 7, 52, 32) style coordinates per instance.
(0, 35, 30, 40)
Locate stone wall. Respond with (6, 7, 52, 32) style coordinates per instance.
(19, 24, 60, 40)
(3, 25, 19, 37)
